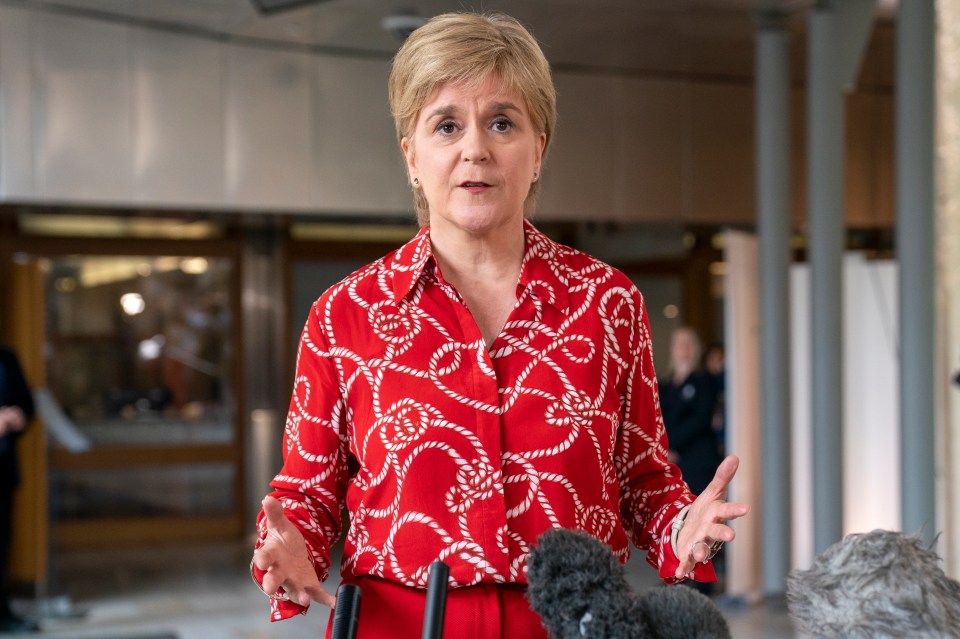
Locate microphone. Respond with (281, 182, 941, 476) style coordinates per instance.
(527, 528, 731, 639)
(787, 529, 960, 637)
(330, 583, 362, 639)
(637, 585, 731, 639)
(421, 560, 450, 639)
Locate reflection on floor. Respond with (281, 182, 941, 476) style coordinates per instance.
(12, 541, 798, 638)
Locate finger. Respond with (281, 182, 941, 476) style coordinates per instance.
(675, 552, 698, 578)
(701, 455, 740, 499)
(283, 582, 329, 608)
(690, 541, 710, 565)
(306, 584, 337, 608)
(705, 523, 736, 544)
(261, 568, 286, 596)
(712, 455, 740, 487)
(711, 501, 750, 522)
(285, 585, 311, 608)
(696, 500, 749, 525)
(262, 496, 288, 531)
(674, 540, 699, 577)
(674, 527, 729, 577)
(252, 546, 275, 572)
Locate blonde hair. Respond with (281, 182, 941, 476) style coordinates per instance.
(388, 12, 557, 225)
(670, 326, 703, 373)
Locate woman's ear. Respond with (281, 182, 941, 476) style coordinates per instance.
(533, 131, 546, 177)
(401, 137, 418, 186)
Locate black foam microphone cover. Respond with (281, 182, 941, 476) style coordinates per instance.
(330, 583, 362, 639)
(639, 585, 732, 639)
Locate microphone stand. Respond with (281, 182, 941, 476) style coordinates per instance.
(330, 583, 362, 639)
(421, 560, 450, 639)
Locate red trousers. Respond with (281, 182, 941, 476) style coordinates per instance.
(324, 577, 548, 639)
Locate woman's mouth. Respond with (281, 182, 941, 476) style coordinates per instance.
(460, 181, 492, 192)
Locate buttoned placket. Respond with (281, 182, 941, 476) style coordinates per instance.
(430, 268, 512, 576)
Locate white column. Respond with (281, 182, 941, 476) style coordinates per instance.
(724, 230, 762, 600)
(935, 0, 960, 578)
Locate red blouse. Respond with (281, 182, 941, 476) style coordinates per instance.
(256, 221, 713, 620)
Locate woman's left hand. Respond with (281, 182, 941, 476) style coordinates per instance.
(674, 455, 750, 578)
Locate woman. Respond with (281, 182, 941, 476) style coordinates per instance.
(251, 12, 748, 638)
(661, 327, 722, 497)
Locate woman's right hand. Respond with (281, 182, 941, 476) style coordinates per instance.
(0, 406, 26, 436)
(252, 496, 336, 608)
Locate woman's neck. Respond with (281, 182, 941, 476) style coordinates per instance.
(428, 220, 526, 348)
(672, 365, 694, 384)
(429, 221, 526, 290)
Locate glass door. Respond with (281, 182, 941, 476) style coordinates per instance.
(39, 249, 242, 547)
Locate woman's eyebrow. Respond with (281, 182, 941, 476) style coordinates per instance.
(425, 105, 458, 120)
(489, 101, 523, 115)
(425, 102, 523, 120)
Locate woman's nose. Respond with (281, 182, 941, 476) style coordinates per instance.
(460, 126, 489, 163)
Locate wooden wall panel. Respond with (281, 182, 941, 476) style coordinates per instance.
(6, 262, 48, 590)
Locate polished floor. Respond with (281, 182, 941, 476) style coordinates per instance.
(10, 541, 798, 638)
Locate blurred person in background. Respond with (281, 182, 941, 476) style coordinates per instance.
(661, 327, 721, 497)
(0, 344, 37, 634)
(660, 328, 723, 597)
(703, 342, 726, 458)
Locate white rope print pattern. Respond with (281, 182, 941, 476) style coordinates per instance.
(269, 222, 690, 596)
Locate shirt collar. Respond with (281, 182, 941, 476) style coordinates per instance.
(388, 220, 569, 313)
(389, 225, 433, 303)
(517, 220, 569, 313)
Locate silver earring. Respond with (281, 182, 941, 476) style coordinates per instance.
(533, 172, 538, 182)
(413, 178, 419, 186)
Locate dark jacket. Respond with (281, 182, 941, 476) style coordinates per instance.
(0, 345, 35, 487)
(659, 370, 720, 496)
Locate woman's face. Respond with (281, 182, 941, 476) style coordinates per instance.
(401, 75, 546, 236)
(671, 330, 699, 370)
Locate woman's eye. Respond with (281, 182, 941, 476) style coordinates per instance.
(436, 120, 457, 135)
(492, 118, 513, 132)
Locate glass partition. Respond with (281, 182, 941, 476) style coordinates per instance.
(43, 253, 238, 530)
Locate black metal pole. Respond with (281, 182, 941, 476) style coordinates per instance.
(421, 561, 450, 639)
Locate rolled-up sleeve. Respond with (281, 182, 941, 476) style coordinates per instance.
(614, 289, 715, 583)
(253, 300, 351, 620)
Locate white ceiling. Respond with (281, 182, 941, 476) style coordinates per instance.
(8, 0, 895, 87)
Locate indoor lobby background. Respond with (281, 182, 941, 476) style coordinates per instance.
(0, 1, 958, 637)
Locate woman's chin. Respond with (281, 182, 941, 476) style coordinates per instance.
(430, 208, 524, 237)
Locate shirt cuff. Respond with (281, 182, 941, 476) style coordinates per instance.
(249, 561, 310, 620)
(254, 500, 332, 621)
(659, 534, 718, 584)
